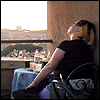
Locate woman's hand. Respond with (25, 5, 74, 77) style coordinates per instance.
(25, 81, 38, 90)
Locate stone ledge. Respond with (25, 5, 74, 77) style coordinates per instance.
(1, 60, 25, 68)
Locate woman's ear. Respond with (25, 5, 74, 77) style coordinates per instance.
(76, 27, 80, 32)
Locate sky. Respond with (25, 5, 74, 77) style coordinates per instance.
(1, 1, 47, 31)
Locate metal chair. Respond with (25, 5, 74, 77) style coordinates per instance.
(51, 62, 99, 99)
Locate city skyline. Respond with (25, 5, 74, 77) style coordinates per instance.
(1, 1, 47, 31)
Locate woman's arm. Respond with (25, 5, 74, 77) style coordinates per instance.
(25, 48, 66, 89)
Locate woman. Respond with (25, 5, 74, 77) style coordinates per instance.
(12, 20, 95, 99)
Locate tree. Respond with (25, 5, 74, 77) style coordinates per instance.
(1, 45, 14, 56)
(1, 44, 43, 57)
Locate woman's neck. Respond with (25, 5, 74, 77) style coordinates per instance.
(70, 34, 80, 40)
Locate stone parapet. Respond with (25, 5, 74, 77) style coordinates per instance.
(1, 60, 25, 68)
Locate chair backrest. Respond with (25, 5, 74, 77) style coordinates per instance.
(67, 62, 99, 87)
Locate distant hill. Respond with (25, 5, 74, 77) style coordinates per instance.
(1, 29, 47, 40)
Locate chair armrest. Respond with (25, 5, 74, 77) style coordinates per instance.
(52, 80, 76, 99)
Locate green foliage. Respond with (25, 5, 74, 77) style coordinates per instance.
(1, 44, 43, 57)
(1, 45, 14, 56)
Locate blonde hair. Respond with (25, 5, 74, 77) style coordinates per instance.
(77, 23, 95, 49)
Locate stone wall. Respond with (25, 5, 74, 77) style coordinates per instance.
(1, 60, 25, 91)
(1, 69, 15, 90)
(1, 60, 25, 68)
(47, 1, 99, 99)
(47, 1, 99, 66)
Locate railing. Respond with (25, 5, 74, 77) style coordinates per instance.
(1, 39, 53, 62)
(1, 39, 53, 43)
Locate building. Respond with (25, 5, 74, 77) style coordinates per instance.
(1, 28, 47, 50)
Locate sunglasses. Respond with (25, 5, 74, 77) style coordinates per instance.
(75, 20, 89, 27)
(74, 20, 95, 35)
